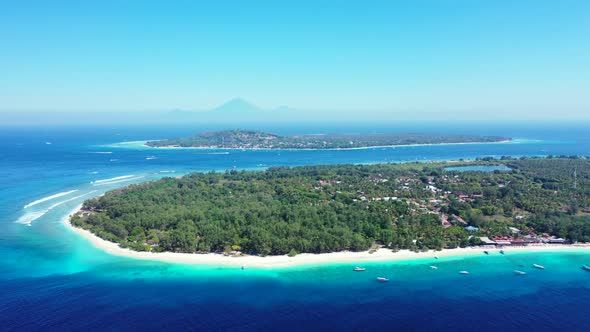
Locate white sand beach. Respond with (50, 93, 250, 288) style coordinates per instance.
(64, 205, 590, 268)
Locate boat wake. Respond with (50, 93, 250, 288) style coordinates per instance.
(17, 191, 98, 225)
(23, 190, 79, 209)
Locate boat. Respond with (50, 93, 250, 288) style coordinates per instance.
(500, 250, 505, 254)
(459, 271, 470, 275)
(376, 277, 389, 282)
(514, 270, 527, 275)
(353, 267, 366, 272)
(434, 256, 439, 259)
(483, 251, 489, 255)
(582, 265, 590, 272)
(533, 264, 545, 270)
(430, 265, 438, 270)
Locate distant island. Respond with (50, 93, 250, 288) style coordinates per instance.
(145, 129, 511, 149)
(71, 157, 589, 256)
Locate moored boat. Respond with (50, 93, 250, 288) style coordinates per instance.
(376, 277, 389, 282)
(582, 265, 590, 272)
(353, 267, 366, 272)
(533, 264, 545, 270)
(483, 251, 489, 255)
(430, 265, 438, 270)
(500, 250, 505, 254)
(459, 271, 470, 275)
(514, 270, 527, 275)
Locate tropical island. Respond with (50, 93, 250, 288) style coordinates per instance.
(145, 129, 511, 149)
(70, 157, 590, 258)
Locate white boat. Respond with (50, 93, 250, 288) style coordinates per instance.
(514, 270, 527, 275)
(533, 264, 545, 270)
(582, 265, 590, 272)
(376, 277, 389, 282)
(459, 271, 470, 275)
(430, 265, 438, 270)
(353, 267, 366, 272)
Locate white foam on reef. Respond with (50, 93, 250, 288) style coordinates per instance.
(145, 156, 158, 160)
(207, 152, 230, 155)
(23, 190, 79, 209)
(92, 176, 145, 186)
(16, 211, 47, 225)
(159, 170, 175, 173)
(91, 175, 135, 184)
(89, 151, 113, 154)
(17, 191, 98, 225)
(46, 191, 98, 209)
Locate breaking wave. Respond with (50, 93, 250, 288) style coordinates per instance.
(91, 175, 135, 184)
(17, 191, 98, 225)
(23, 190, 79, 209)
(92, 176, 145, 186)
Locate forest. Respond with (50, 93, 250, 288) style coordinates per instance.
(71, 157, 590, 255)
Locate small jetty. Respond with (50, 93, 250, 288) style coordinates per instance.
(430, 265, 438, 270)
(582, 265, 590, 272)
(459, 271, 470, 275)
(353, 267, 366, 272)
(533, 264, 545, 270)
(514, 270, 527, 275)
(376, 277, 389, 282)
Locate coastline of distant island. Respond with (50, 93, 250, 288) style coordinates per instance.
(145, 129, 512, 150)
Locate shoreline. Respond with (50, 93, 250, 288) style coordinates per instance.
(64, 205, 590, 269)
(136, 139, 513, 152)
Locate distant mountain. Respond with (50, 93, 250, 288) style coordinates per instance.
(208, 98, 264, 116)
(166, 98, 297, 123)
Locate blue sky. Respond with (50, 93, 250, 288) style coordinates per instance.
(0, 0, 589, 120)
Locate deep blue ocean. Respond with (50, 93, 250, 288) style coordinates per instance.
(1, 122, 590, 331)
